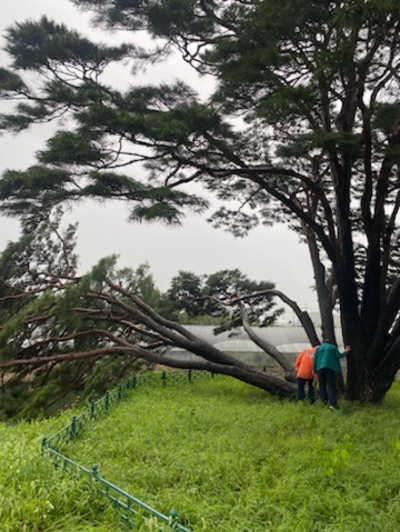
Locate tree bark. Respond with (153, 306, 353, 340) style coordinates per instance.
(129, 343, 297, 397)
(240, 303, 297, 382)
(304, 228, 336, 344)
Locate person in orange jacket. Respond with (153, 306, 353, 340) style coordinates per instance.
(294, 347, 317, 404)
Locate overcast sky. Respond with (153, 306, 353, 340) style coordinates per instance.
(0, 0, 318, 316)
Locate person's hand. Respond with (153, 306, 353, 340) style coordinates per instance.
(345, 345, 351, 352)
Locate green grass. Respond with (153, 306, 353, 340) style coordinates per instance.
(1, 377, 400, 531)
(71, 378, 400, 532)
(0, 409, 120, 531)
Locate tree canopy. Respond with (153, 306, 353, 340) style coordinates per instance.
(0, 0, 400, 402)
(166, 268, 282, 331)
(0, 216, 287, 418)
(0, 215, 159, 418)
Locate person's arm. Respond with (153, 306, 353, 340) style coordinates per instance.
(339, 345, 351, 358)
(294, 352, 303, 369)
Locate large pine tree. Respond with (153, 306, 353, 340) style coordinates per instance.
(1, 1, 400, 401)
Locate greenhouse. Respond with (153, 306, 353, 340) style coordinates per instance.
(166, 325, 343, 367)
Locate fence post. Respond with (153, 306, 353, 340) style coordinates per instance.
(42, 437, 47, 457)
(162, 371, 167, 388)
(105, 391, 110, 411)
(118, 385, 123, 402)
(90, 399, 96, 419)
(132, 375, 137, 389)
(71, 415, 77, 440)
(92, 464, 99, 481)
(169, 508, 180, 530)
(188, 369, 192, 383)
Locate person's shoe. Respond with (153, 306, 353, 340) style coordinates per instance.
(329, 405, 339, 410)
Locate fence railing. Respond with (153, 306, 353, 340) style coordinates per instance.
(42, 370, 214, 531)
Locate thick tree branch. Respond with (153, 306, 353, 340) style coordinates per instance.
(0, 346, 134, 369)
(225, 289, 320, 347)
(239, 303, 296, 381)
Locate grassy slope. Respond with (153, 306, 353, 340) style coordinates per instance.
(1, 378, 400, 532)
(0, 410, 119, 531)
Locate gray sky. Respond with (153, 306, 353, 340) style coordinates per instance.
(0, 0, 318, 315)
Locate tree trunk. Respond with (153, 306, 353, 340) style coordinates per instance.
(345, 338, 398, 403)
(213, 365, 297, 397)
(129, 343, 297, 397)
(345, 365, 396, 402)
(305, 228, 336, 344)
(239, 303, 297, 382)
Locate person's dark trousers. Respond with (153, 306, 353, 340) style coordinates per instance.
(297, 378, 315, 404)
(317, 368, 338, 408)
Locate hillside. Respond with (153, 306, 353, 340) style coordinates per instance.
(1, 377, 400, 531)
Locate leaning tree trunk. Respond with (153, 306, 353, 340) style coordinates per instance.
(88, 284, 299, 398)
(128, 344, 297, 396)
(239, 303, 297, 382)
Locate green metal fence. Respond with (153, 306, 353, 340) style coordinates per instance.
(42, 370, 214, 531)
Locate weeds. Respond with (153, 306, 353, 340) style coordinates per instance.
(1, 378, 400, 531)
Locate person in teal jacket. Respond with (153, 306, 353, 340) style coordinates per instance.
(313, 340, 351, 409)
